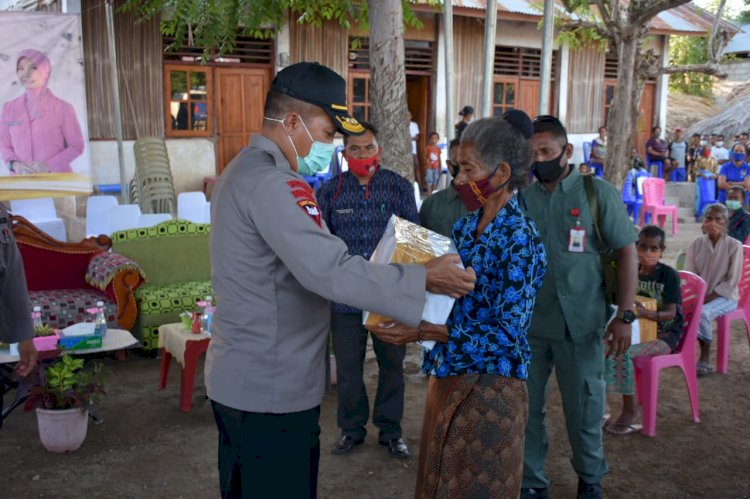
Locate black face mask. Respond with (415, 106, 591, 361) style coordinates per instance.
(532, 149, 568, 183)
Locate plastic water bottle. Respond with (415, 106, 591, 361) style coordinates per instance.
(201, 295, 213, 336)
(32, 306, 43, 331)
(94, 301, 107, 337)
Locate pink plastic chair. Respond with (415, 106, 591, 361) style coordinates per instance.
(633, 271, 706, 437)
(639, 178, 678, 235)
(715, 245, 750, 374)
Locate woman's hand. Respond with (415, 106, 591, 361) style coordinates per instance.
(28, 161, 50, 173)
(366, 322, 419, 345)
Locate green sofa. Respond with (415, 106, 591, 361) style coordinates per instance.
(111, 219, 212, 350)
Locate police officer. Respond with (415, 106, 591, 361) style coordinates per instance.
(0, 203, 38, 423)
(206, 62, 476, 499)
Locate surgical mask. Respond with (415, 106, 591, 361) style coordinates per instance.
(732, 152, 746, 163)
(700, 140, 707, 146)
(264, 116, 336, 176)
(455, 171, 509, 211)
(717, 141, 725, 148)
(726, 200, 743, 211)
(346, 153, 380, 178)
(532, 149, 567, 183)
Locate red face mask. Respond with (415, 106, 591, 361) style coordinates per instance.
(455, 174, 507, 211)
(347, 154, 380, 178)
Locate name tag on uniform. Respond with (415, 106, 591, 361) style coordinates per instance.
(6, 120, 21, 127)
(335, 208, 354, 215)
(568, 226, 586, 253)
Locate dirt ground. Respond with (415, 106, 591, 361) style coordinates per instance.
(2, 325, 750, 499)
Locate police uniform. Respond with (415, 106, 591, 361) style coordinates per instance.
(521, 168, 637, 490)
(205, 63, 427, 499)
(0, 203, 34, 344)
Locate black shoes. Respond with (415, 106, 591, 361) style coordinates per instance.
(331, 435, 364, 455)
(379, 437, 410, 459)
(332, 435, 410, 459)
(577, 480, 603, 499)
(519, 488, 549, 499)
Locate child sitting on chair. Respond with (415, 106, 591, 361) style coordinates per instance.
(604, 225, 684, 435)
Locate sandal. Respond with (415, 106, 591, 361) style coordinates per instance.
(606, 422, 643, 436)
(697, 361, 714, 376)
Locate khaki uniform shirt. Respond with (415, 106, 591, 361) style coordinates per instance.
(522, 168, 637, 342)
(419, 182, 469, 239)
(0, 203, 34, 343)
(206, 135, 427, 414)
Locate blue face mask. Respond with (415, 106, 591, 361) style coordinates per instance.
(265, 115, 335, 176)
(733, 152, 746, 163)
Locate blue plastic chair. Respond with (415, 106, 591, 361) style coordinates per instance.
(303, 175, 321, 190)
(622, 171, 644, 223)
(583, 141, 592, 165)
(647, 154, 664, 178)
(695, 176, 717, 221)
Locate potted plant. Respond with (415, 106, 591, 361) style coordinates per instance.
(33, 322, 60, 352)
(24, 354, 106, 453)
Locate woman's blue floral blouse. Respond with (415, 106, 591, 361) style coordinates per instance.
(423, 195, 547, 379)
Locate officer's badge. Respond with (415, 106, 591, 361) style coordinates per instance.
(335, 116, 365, 134)
(288, 180, 322, 228)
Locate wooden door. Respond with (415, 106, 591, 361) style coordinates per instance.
(216, 67, 271, 172)
(407, 75, 430, 170)
(518, 79, 540, 117)
(635, 82, 656, 159)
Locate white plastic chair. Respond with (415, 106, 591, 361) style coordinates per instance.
(204, 202, 211, 224)
(177, 192, 207, 224)
(85, 195, 119, 237)
(138, 213, 172, 228)
(109, 204, 142, 233)
(9, 198, 67, 241)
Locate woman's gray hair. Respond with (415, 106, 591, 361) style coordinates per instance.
(702, 203, 729, 223)
(460, 116, 533, 190)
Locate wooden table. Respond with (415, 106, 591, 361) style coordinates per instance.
(157, 322, 211, 412)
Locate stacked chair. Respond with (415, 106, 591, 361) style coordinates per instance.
(131, 138, 177, 215)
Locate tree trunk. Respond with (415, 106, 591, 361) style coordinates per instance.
(604, 28, 641, 189)
(367, 0, 413, 180)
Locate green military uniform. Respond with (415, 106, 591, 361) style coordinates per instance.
(521, 167, 637, 489)
(418, 182, 469, 238)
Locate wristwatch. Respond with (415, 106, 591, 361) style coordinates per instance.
(617, 309, 637, 324)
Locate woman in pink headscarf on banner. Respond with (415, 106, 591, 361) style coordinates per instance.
(0, 48, 84, 175)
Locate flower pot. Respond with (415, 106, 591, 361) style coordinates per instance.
(33, 333, 60, 352)
(35, 407, 89, 453)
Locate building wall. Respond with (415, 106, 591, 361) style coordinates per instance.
(722, 60, 750, 83)
(89, 139, 216, 195)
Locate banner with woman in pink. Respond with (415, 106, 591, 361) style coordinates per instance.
(0, 13, 91, 199)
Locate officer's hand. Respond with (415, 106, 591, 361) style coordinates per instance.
(425, 255, 476, 298)
(366, 322, 419, 345)
(606, 319, 632, 358)
(14, 339, 38, 377)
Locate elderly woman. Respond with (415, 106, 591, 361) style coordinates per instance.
(0, 49, 84, 175)
(368, 112, 547, 498)
(686, 203, 743, 375)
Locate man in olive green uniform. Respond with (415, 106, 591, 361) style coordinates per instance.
(520, 116, 638, 499)
(419, 139, 469, 238)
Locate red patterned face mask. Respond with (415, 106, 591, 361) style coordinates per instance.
(455, 173, 508, 211)
(347, 154, 380, 178)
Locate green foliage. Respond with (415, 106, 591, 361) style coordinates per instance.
(123, 0, 435, 61)
(740, 0, 750, 23)
(25, 355, 107, 411)
(547, 1, 607, 51)
(668, 35, 714, 97)
(34, 323, 55, 337)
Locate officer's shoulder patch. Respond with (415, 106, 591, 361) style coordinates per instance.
(287, 180, 322, 228)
